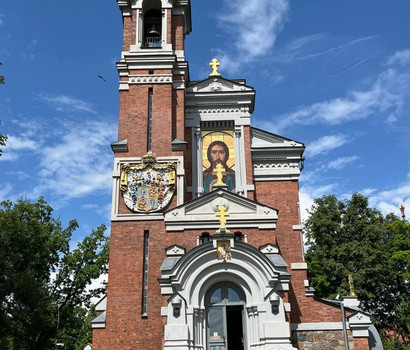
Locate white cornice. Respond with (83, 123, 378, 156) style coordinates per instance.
(164, 189, 278, 231)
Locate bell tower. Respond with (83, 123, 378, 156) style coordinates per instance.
(114, 0, 191, 157)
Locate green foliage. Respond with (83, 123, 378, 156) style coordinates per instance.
(0, 198, 109, 349)
(304, 193, 409, 344)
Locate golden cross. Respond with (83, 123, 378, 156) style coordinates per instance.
(215, 205, 229, 230)
(348, 275, 356, 297)
(209, 58, 221, 77)
(213, 163, 226, 186)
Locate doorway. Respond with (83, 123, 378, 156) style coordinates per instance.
(206, 283, 246, 350)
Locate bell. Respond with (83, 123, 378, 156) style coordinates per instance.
(148, 24, 161, 37)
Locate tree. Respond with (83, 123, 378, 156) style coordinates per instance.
(304, 193, 409, 344)
(0, 197, 109, 349)
(382, 219, 410, 344)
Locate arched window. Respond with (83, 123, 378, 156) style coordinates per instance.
(143, 7, 162, 47)
(201, 232, 211, 243)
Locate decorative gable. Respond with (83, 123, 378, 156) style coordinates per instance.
(185, 77, 256, 127)
(164, 189, 278, 231)
(251, 127, 305, 181)
(348, 311, 372, 337)
(187, 77, 254, 94)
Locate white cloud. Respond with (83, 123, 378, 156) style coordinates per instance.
(368, 183, 410, 217)
(215, 0, 289, 74)
(0, 183, 13, 201)
(327, 156, 359, 170)
(0, 134, 39, 161)
(360, 188, 377, 196)
(307, 134, 349, 157)
(32, 120, 116, 201)
(81, 202, 111, 220)
(260, 52, 410, 133)
(387, 49, 410, 67)
(39, 94, 97, 114)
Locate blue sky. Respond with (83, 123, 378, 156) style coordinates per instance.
(1, 0, 410, 243)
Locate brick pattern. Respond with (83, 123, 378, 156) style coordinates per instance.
(122, 12, 136, 51)
(353, 337, 370, 350)
(172, 15, 184, 50)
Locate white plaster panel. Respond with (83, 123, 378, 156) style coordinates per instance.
(291, 263, 307, 270)
(263, 322, 290, 338)
(291, 322, 345, 331)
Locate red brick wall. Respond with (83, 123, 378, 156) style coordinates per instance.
(172, 15, 184, 50)
(354, 337, 370, 350)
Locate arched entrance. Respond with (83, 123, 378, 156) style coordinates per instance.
(205, 282, 246, 350)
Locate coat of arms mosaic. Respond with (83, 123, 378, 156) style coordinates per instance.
(120, 152, 176, 213)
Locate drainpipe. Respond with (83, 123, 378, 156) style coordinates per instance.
(339, 301, 349, 350)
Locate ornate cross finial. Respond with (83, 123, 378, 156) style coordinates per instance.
(348, 274, 356, 297)
(213, 163, 226, 186)
(216, 205, 229, 230)
(209, 58, 221, 77)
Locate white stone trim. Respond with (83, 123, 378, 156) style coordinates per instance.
(160, 242, 295, 350)
(304, 280, 309, 287)
(129, 74, 173, 84)
(291, 322, 345, 331)
(164, 189, 278, 231)
(293, 225, 302, 230)
(161, 306, 168, 316)
(348, 312, 372, 338)
(291, 263, 307, 270)
(111, 156, 184, 221)
(284, 303, 291, 312)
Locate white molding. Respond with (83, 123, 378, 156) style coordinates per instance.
(348, 312, 372, 338)
(164, 189, 278, 231)
(129, 74, 173, 84)
(291, 263, 307, 270)
(291, 322, 345, 331)
(284, 303, 291, 312)
(304, 280, 309, 287)
(293, 225, 302, 230)
(160, 242, 294, 350)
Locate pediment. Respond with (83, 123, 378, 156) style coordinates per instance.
(187, 77, 254, 94)
(164, 189, 278, 231)
(251, 127, 304, 149)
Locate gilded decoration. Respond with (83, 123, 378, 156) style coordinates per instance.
(120, 152, 176, 213)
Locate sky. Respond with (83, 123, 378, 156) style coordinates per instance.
(1, 0, 410, 244)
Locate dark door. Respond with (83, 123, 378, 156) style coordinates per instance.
(206, 283, 246, 350)
(226, 306, 244, 350)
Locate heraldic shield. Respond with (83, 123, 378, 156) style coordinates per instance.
(120, 152, 176, 213)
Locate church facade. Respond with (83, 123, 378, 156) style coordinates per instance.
(91, 1, 376, 349)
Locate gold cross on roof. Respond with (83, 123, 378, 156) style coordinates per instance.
(348, 274, 356, 297)
(213, 163, 226, 186)
(216, 205, 229, 230)
(209, 58, 221, 77)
